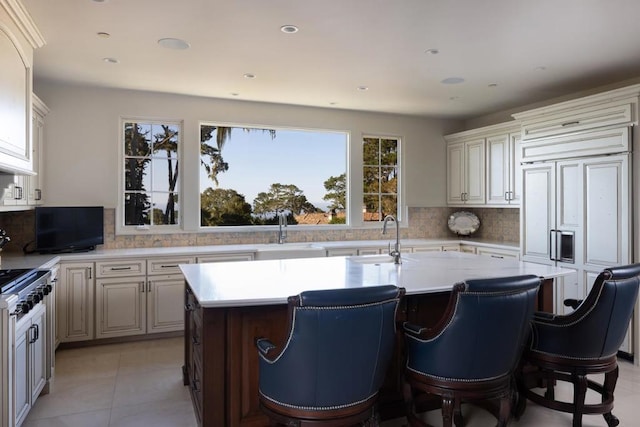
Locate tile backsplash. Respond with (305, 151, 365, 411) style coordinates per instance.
(0, 207, 519, 252)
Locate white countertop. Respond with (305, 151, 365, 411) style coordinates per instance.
(0, 238, 518, 269)
(180, 251, 574, 308)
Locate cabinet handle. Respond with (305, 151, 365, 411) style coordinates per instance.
(160, 264, 179, 269)
(192, 335, 200, 346)
(139, 283, 144, 293)
(490, 255, 504, 259)
(191, 378, 200, 392)
(35, 189, 42, 200)
(87, 267, 92, 279)
(14, 186, 23, 200)
(110, 266, 132, 271)
(147, 281, 151, 292)
(561, 121, 580, 127)
(505, 192, 509, 201)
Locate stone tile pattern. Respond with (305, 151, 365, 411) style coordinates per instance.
(0, 207, 519, 252)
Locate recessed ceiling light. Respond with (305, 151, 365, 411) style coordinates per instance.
(280, 25, 299, 34)
(329, 102, 338, 106)
(488, 83, 498, 88)
(97, 32, 110, 38)
(449, 96, 459, 101)
(92, 0, 108, 3)
(230, 93, 239, 96)
(441, 77, 465, 85)
(424, 48, 439, 55)
(158, 38, 190, 50)
(243, 73, 256, 79)
(357, 86, 369, 91)
(535, 66, 547, 71)
(102, 57, 119, 64)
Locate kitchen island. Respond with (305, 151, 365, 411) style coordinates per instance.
(180, 251, 574, 427)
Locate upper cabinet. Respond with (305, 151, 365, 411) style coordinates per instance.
(513, 84, 640, 162)
(0, 0, 45, 174)
(29, 94, 49, 205)
(445, 122, 520, 207)
(446, 138, 485, 205)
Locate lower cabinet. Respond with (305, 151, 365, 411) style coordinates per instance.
(57, 262, 94, 342)
(14, 303, 47, 427)
(95, 257, 195, 339)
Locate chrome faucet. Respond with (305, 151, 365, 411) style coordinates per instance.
(382, 215, 401, 264)
(278, 212, 288, 244)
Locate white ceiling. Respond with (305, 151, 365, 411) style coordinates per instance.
(21, 0, 640, 119)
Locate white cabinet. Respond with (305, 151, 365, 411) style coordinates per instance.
(445, 122, 521, 207)
(95, 257, 196, 339)
(57, 262, 94, 342)
(486, 133, 521, 205)
(28, 95, 49, 205)
(446, 139, 485, 205)
(14, 302, 47, 427)
(0, 4, 43, 175)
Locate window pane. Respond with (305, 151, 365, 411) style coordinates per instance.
(151, 158, 179, 192)
(381, 167, 398, 194)
(151, 124, 179, 159)
(363, 195, 382, 222)
(151, 192, 179, 225)
(380, 195, 397, 217)
(380, 139, 398, 166)
(199, 125, 347, 227)
(124, 192, 150, 225)
(363, 166, 380, 193)
(124, 158, 150, 191)
(363, 137, 379, 165)
(124, 123, 151, 157)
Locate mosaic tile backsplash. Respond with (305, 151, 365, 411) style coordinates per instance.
(0, 207, 519, 252)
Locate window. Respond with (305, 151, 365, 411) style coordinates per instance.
(123, 120, 181, 228)
(362, 136, 399, 222)
(199, 124, 347, 227)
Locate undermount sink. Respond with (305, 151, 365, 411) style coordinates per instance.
(347, 254, 399, 264)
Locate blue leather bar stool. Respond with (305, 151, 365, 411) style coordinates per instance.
(516, 264, 640, 427)
(403, 275, 541, 427)
(256, 285, 405, 426)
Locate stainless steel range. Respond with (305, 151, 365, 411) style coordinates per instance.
(0, 269, 52, 317)
(0, 267, 54, 427)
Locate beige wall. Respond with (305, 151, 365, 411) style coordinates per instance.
(33, 81, 461, 221)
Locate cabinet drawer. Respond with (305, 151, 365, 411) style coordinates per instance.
(476, 247, 520, 260)
(96, 259, 146, 278)
(147, 256, 196, 275)
(521, 102, 633, 141)
(196, 253, 254, 263)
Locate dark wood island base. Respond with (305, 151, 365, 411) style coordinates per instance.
(182, 279, 554, 426)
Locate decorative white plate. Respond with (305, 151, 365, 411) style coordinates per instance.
(448, 211, 480, 236)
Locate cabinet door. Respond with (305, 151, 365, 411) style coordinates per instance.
(486, 134, 510, 205)
(14, 318, 30, 425)
(464, 139, 485, 204)
(30, 306, 47, 402)
(521, 163, 555, 266)
(196, 253, 254, 263)
(95, 277, 145, 338)
(509, 133, 522, 204)
(446, 142, 465, 204)
(27, 110, 44, 205)
(326, 248, 358, 256)
(147, 274, 185, 333)
(58, 263, 94, 342)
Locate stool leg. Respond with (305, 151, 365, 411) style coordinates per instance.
(572, 374, 588, 427)
(602, 366, 620, 427)
(442, 396, 454, 427)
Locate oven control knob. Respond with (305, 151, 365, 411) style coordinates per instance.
(28, 293, 40, 304)
(21, 300, 33, 312)
(40, 285, 50, 296)
(36, 290, 45, 300)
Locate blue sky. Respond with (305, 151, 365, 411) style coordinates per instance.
(199, 128, 347, 211)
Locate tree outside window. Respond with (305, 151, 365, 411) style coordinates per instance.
(362, 136, 399, 222)
(123, 121, 180, 227)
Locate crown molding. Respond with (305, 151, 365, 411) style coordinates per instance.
(0, 0, 45, 49)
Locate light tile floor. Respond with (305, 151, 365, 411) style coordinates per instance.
(24, 337, 640, 426)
